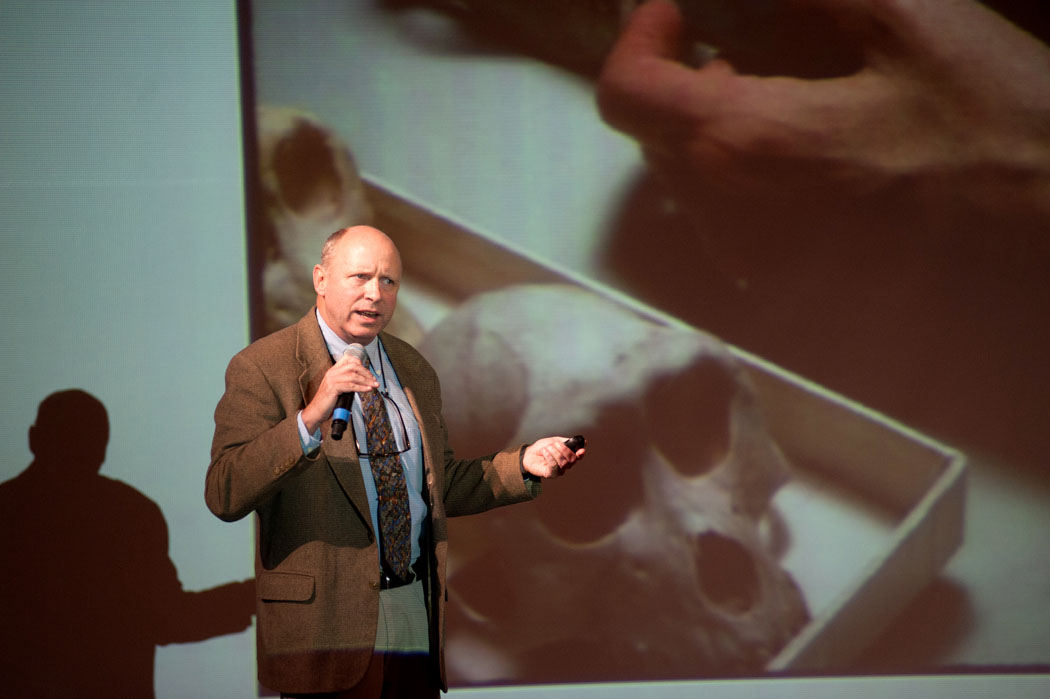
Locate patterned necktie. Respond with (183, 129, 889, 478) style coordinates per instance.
(361, 388, 411, 580)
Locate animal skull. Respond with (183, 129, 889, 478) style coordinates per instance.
(418, 283, 809, 684)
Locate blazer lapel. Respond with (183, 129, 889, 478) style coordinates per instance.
(295, 309, 374, 533)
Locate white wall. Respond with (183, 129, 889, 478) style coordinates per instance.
(0, 1, 256, 696)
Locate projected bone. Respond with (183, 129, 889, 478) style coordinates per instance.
(256, 106, 374, 334)
(419, 283, 809, 683)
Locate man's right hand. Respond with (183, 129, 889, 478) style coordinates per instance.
(300, 354, 379, 435)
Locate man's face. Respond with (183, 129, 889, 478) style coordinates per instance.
(314, 227, 401, 345)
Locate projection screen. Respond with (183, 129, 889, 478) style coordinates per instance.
(237, 0, 1049, 696)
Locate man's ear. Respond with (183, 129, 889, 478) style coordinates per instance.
(313, 263, 326, 295)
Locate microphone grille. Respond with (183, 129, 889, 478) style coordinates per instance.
(343, 343, 369, 368)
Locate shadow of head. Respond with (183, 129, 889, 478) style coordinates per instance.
(29, 389, 109, 474)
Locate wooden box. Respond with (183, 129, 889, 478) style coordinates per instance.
(366, 176, 967, 676)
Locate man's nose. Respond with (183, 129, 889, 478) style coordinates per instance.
(362, 277, 381, 299)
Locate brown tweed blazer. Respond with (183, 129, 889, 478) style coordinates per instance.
(205, 309, 538, 693)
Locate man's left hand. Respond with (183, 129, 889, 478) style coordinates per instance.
(522, 436, 585, 480)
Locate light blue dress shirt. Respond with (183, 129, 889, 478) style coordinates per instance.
(297, 312, 427, 567)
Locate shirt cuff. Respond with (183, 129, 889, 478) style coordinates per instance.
(297, 410, 322, 456)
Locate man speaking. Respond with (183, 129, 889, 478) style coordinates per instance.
(205, 225, 585, 698)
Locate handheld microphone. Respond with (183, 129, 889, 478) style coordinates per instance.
(331, 343, 369, 441)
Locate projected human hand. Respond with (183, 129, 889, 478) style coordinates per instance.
(597, 0, 1050, 224)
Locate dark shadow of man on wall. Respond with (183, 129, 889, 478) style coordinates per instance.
(0, 389, 255, 698)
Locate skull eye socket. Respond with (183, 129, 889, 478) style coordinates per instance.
(643, 356, 735, 477)
(532, 403, 646, 544)
(694, 531, 760, 614)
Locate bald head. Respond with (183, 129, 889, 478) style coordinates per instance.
(320, 226, 399, 268)
(314, 225, 402, 344)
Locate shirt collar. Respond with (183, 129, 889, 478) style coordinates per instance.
(315, 309, 380, 366)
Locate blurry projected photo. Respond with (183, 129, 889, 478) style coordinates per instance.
(241, 0, 1049, 688)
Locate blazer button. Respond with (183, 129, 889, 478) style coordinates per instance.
(370, 580, 380, 590)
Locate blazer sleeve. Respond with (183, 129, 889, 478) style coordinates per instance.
(441, 441, 540, 518)
(205, 347, 318, 522)
(424, 365, 540, 516)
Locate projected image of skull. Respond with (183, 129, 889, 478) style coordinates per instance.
(418, 284, 810, 684)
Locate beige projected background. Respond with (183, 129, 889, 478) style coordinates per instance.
(242, 0, 1050, 687)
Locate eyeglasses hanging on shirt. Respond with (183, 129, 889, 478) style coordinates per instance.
(352, 390, 412, 459)
(350, 340, 412, 459)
